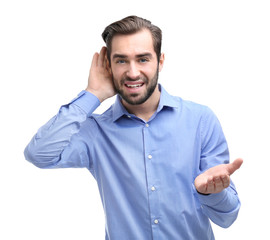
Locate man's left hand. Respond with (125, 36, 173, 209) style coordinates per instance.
(194, 158, 243, 195)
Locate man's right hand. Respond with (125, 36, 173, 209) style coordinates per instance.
(86, 47, 116, 102)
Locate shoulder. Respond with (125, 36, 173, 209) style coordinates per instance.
(85, 105, 114, 126)
(175, 97, 214, 119)
(76, 106, 114, 140)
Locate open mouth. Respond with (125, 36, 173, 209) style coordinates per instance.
(125, 83, 144, 88)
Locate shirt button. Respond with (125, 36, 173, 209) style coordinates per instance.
(148, 155, 152, 159)
(127, 115, 131, 118)
(145, 123, 149, 127)
(154, 219, 159, 224)
(151, 186, 156, 191)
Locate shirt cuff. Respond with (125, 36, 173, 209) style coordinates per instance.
(197, 189, 227, 207)
(70, 90, 101, 116)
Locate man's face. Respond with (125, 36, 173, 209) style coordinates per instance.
(110, 29, 164, 105)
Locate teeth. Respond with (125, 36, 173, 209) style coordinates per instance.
(126, 84, 143, 88)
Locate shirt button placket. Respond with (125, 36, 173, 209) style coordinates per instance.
(143, 122, 160, 235)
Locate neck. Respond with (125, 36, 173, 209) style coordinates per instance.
(122, 85, 161, 122)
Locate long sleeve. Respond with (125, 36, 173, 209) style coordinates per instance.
(197, 107, 241, 228)
(24, 91, 100, 169)
(197, 183, 240, 228)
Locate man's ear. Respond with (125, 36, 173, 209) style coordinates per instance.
(105, 55, 112, 75)
(159, 53, 165, 72)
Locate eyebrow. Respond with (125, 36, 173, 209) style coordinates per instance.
(112, 53, 153, 59)
(112, 54, 128, 59)
(137, 53, 153, 58)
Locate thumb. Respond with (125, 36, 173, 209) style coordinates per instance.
(227, 158, 243, 175)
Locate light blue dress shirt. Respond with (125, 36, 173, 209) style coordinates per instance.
(24, 85, 240, 240)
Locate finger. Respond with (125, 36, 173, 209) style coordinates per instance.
(221, 175, 230, 188)
(214, 177, 223, 191)
(207, 177, 215, 193)
(227, 158, 243, 175)
(91, 52, 99, 68)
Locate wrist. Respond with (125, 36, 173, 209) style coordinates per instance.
(71, 90, 101, 116)
(85, 88, 106, 103)
(196, 190, 210, 196)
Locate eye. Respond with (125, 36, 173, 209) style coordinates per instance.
(116, 59, 126, 64)
(139, 58, 149, 63)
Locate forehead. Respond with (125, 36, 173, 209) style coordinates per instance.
(111, 29, 155, 56)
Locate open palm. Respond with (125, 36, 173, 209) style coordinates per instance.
(194, 158, 243, 194)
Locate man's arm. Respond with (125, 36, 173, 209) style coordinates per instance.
(193, 107, 243, 228)
(24, 47, 115, 169)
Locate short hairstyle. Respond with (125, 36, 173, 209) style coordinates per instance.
(102, 15, 162, 62)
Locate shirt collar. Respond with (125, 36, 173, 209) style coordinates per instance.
(112, 84, 179, 122)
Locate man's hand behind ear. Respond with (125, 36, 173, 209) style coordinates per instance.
(86, 47, 116, 102)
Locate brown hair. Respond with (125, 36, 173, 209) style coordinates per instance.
(102, 15, 162, 62)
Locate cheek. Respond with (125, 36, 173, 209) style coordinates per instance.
(144, 66, 158, 78)
(111, 66, 124, 79)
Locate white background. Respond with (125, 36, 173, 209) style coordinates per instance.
(1, 0, 269, 239)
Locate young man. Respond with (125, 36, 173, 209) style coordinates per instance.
(25, 16, 243, 240)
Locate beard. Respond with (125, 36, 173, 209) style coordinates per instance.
(112, 68, 159, 105)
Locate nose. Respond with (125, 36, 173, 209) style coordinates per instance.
(126, 62, 140, 79)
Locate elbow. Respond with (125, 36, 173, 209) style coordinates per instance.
(24, 145, 59, 169)
(24, 145, 44, 168)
